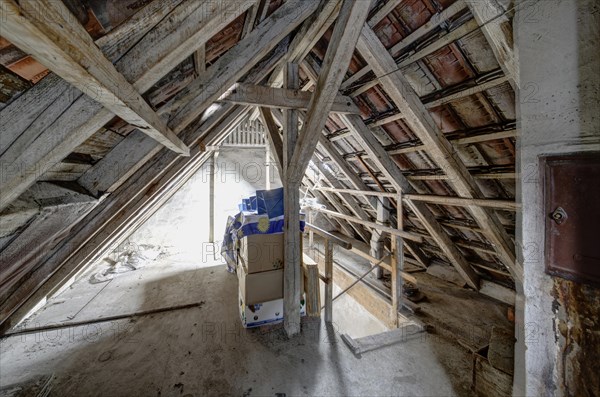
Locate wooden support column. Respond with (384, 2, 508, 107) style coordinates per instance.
(324, 239, 334, 323)
(265, 137, 271, 190)
(370, 197, 389, 279)
(390, 193, 404, 326)
(208, 152, 216, 244)
(283, 63, 302, 337)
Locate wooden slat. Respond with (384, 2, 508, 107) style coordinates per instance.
(465, 0, 518, 89)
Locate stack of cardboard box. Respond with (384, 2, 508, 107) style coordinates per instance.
(237, 233, 305, 327)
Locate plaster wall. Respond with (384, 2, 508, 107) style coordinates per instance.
(515, 0, 600, 395)
(125, 147, 277, 261)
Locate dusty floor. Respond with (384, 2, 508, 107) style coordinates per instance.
(0, 147, 478, 396)
(0, 251, 473, 396)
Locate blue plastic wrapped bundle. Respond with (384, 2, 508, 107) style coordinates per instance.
(256, 187, 284, 218)
(222, 187, 305, 272)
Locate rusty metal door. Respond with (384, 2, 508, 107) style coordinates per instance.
(543, 152, 600, 285)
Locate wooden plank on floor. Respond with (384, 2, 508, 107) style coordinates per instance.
(341, 323, 426, 355)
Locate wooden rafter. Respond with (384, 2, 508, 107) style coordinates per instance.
(287, 0, 371, 186)
(464, 0, 518, 89)
(340, 113, 480, 289)
(0, 0, 189, 155)
(356, 24, 520, 281)
(0, 0, 254, 211)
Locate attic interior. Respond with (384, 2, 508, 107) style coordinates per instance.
(0, 0, 598, 396)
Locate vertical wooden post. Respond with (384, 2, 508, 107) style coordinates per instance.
(308, 210, 314, 254)
(283, 63, 302, 337)
(391, 193, 404, 326)
(324, 239, 334, 323)
(208, 152, 216, 244)
(370, 197, 389, 279)
(265, 134, 271, 190)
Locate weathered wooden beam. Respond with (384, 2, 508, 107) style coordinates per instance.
(241, 1, 261, 39)
(324, 240, 334, 323)
(219, 83, 359, 114)
(340, 113, 480, 289)
(464, 0, 518, 89)
(356, 25, 519, 281)
(391, 194, 404, 326)
(340, 0, 467, 91)
(313, 187, 518, 210)
(258, 108, 283, 174)
(408, 172, 516, 181)
(367, 0, 402, 27)
(304, 223, 352, 249)
(350, 18, 479, 97)
(313, 207, 423, 243)
(424, 75, 509, 108)
(166, 0, 320, 131)
(283, 62, 302, 337)
(0, 0, 189, 155)
(193, 43, 206, 75)
(287, 0, 371, 186)
(0, 0, 253, 212)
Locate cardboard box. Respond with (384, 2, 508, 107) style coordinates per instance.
(237, 256, 283, 305)
(239, 290, 307, 328)
(239, 233, 284, 273)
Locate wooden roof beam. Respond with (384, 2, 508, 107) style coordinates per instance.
(0, 0, 189, 155)
(287, 0, 372, 186)
(356, 24, 520, 281)
(464, 0, 518, 89)
(0, 0, 254, 211)
(340, 113, 480, 289)
(218, 83, 360, 114)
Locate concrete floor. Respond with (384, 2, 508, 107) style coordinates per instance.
(1, 254, 471, 396)
(0, 147, 475, 396)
